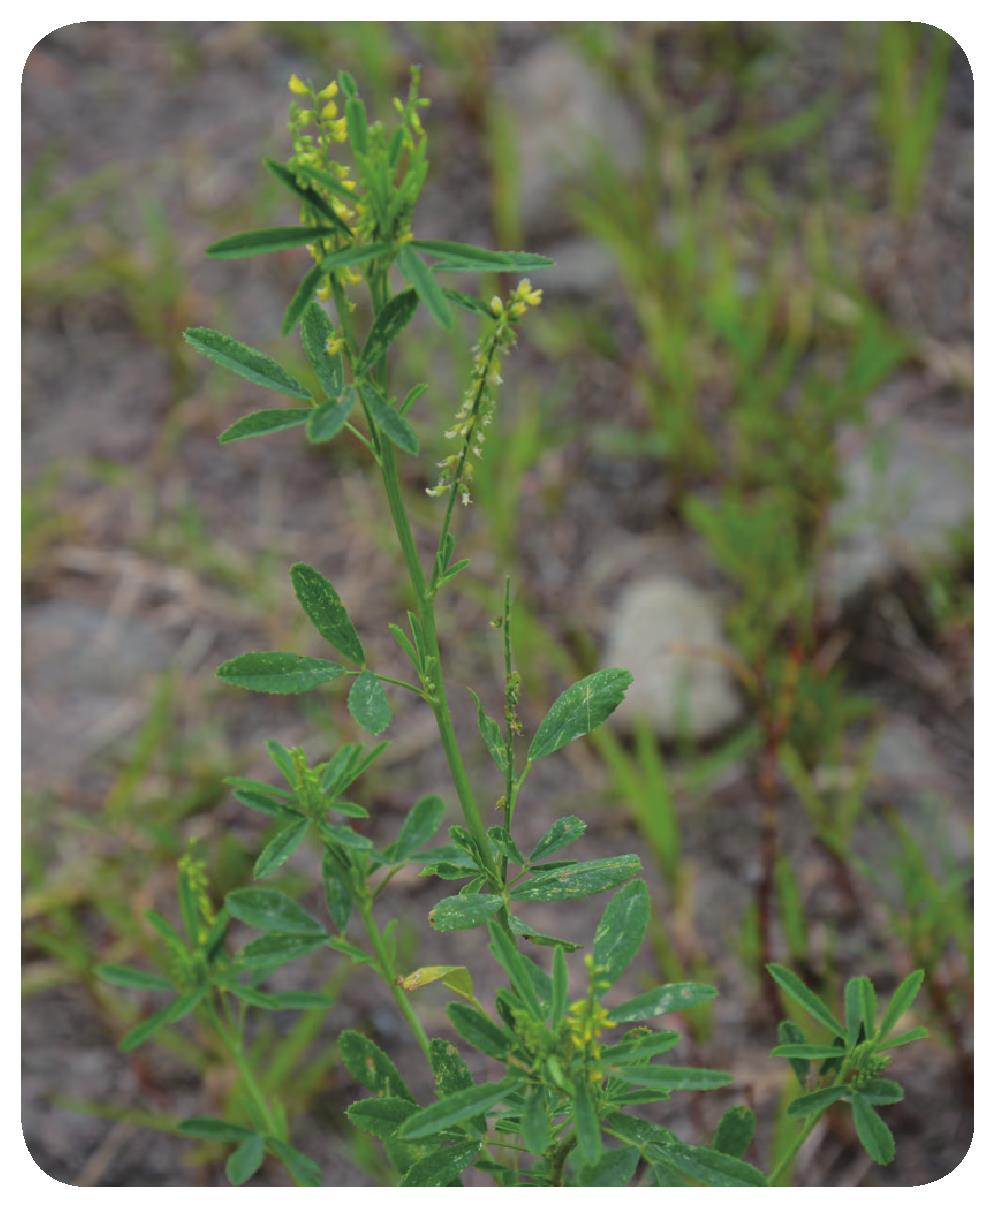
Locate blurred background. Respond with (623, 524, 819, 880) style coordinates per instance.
(22, 21, 972, 1186)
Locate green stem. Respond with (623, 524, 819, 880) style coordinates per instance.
(546, 1133, 577, 1186)
(206, 1002, 276, 1137)
(768, 1106, 828, 1186)
(359, 898, 431, 1062)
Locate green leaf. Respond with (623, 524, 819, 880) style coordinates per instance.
(521, 1082, 551, 1156)
(778, 1019, 810, 1084)
(358, 382, 419, 455)
(399, 383, 428, 415)
(232, 788, 300, 821)
(387, 794, 445, 863)
(601, 1030, 681, 1065)
(442, 287, 493, 317)
(345, 96, 368, 155)
(609, 1065, 733, 1092)
(178, 1117, 256, 1142)
(573, 1075, 602, 1165)
(219, 408, 312, 443)
(401, 1141, 481, 1187)
(446, 1002, 513, 1059)
(430, 1038, 474, 1098)
(662, 1144, 767, 1187)
(878, 969, 925, 1039)
(289, 563, 365, 666)
(120, 988, 205, 1052)
(411, 240, 554, 272)
(487, 922, 545, 1016)
(236, 930, 327, 970)
(321, 824, 373, 853)
(577, 1146, 639, 1187)
(306, 393, 353, 443)
(281, 263, 324, 335)
(396, 243, 452, 330)
(772, 1043, 852, 1060)
(550, 945, 569, 1028)
(851, 1094, 896, 1165)
(429, 892, 504, 932)
(347, 1097, 420, 1140)
(845, 975, 876, 1044)
(592, 879, 650, 992)
(322, 850, 354, 932)
(183, 327, 313, 400)
(766, 963, 846, 1039)
(529, 815, 587, 862)
(227, 985, 329, 1011)
(398, 964, 477, 1005)
(217, 652, 346, 696)
(397, 1078, 515, 1141)
(509, 855, 640, 902)
(327, 936, 376, 967)
(878, 1025, 928, 1050)
(469, 690, 507, 773)
(225, 887, 324, 935)
(318, 242, 394, 274)
(509, 915, 581, 953)
(346, 670, 391, 735)
(528, 668, 632, 762)
(487, 826, 523, 864)
(858, 1078, 904, 1106)
(338, 1030, 414, 1101)
(787, 1085, 850, 1116)
(253, 819, 309, 879)
(207, 225, 343, 259)
(264, 158, 342, 226)
(358, 289, 419, 373)
(265, 1137, 322, 1187)
(289, 161, 359, 204)
(712, 1105, 755, 1157)
(226, 1135, 264, 1185)
(265, 739, 298, 784)
(95, 964, 173, 991)
(300, 300, 343, 396)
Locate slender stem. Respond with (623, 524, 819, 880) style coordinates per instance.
(768, 1106, 827, 1186)
(349, 668, 431, 702)
(503, 576, 516, 835)
(546, 1133, 577, 1186)
(359, 898, 431, 1062)
(377, 444, 497, 869)
(206, 1001, 276, 1137)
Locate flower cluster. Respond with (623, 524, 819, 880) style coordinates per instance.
(286, 75, 360, 295)
(425, 280, 543, 506)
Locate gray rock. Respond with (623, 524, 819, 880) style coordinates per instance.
(501, 41, 643, 236)
(601, 576, 744, 741)
(536, 235, 622, 299)
(826, 414, 972, 605)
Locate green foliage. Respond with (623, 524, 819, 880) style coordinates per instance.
(95, 66, 931, 1190)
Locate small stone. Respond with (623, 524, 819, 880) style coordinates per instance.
(502, 41, 643, 236)
(826, 415, 972, 606)
(601, 576, 744, 741)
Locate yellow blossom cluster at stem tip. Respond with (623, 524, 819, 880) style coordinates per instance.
(286, 72, 360, 292)
(425, 280, 543, 505)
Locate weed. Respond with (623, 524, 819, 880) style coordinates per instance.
(96, 68, 928, 1187)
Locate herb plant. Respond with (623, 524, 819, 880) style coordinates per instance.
(98, 68, 928, 1188)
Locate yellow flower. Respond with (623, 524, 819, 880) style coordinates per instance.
(490, 295, 504, 317)
(320, 100, 338, 120)
(288, 73, 310, 96)
(318, 80, 338, 99)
